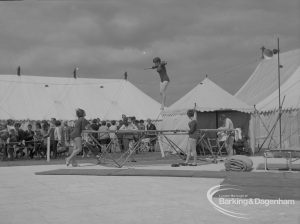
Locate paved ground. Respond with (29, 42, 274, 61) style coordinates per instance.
(0, 155, 299, 224)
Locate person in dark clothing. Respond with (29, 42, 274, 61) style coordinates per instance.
(117, 120, 124, 152)
(43, 120, 57, 159)
(14, 123, 27, 158)
(7, 129, 18, 160)
(34, 122, 46, 158)
(90, 119, 100, 140)
(152, 57, 170, 110)
(146, 119, 157, 152)
(14, 123, 27, 142)
(65, 109, 90, 167)
(0, 123, 9, 160)
(185, 109, 198, 166)
(25, 124, 35, 159)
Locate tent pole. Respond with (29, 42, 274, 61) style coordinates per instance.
(216, 111, 219, 128)
(47, 137, 50, 162)
(277, 37, 282, 149)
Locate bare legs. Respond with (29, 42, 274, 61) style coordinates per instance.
(160, 81, 169, 110)
(66, 137, 82, 166)
(185, 138, 197, 165)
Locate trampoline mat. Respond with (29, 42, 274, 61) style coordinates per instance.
(36, 168, 300, 200)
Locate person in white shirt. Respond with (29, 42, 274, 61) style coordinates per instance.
(54, 121, 63, 145)
(219, 114, 234, 157)
(119, 118, 138, 162)
(109, 120, 118, 152)
(98, 121, 110, 153)
(54, 120, 68, 156)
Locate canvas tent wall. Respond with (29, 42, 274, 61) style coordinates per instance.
(235, 49, 300, 106)
(256, 66, 300, 111)
(235, 49, 300, 150)
(251, 110, 300, 151)
(0, 75, 161, 120)
(253, 63, 300, 150)
(160, 78, 253, 155)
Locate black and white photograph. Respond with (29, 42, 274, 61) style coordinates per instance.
(0, 0, 299, 223)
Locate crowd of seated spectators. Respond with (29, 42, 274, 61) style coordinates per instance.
(0, 115, 158, 161)
(82, 115, 158, 158)
(0, 118, 73, 160)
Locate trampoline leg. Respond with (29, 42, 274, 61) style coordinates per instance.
(264, 153, 268, 171)
(288, 152, 292, 171)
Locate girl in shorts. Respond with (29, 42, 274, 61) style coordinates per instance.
(152, 57, 170, 110)
(65, 108, 89, 167)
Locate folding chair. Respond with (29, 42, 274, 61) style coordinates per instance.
(83, 139, 101, 158)
(87, 134, 121, 167)
(15, 142, 26, 159)
(34, 140, 46, 158)
(207, 138, 226, 159)
(197, 132, 216, 157)
(140, 138, 150, 152)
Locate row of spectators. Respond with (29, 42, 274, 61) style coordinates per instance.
(0, 115, 158, 160)
(87, 116, 157, 156)
(0, 119, 71, 160)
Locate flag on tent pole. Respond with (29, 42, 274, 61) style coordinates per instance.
(17, 66, 21, 76)
(73, 67, 78, 79)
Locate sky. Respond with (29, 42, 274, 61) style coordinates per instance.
(0, 0, 299, 106)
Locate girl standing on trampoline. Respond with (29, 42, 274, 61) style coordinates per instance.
(65, 108, 89, 167)
(152, 57, 170, 110)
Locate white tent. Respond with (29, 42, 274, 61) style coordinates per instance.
(168, 78, 253, 113)
(235, 49, 300, 107)
(0, 75, 161, 120)
(256, 66, 300, 111)
(160, 78, 253, 154)
(235, 49, 300, 150)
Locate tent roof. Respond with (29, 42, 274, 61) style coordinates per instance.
(0, 75, 161, 120)
(235, 49, 300, 107)
(256, 66, 300, 111)
(165, 78, 253, 114)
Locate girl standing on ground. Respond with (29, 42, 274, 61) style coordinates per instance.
(185, 109, 198, 166)
(66, 108, 89, 167)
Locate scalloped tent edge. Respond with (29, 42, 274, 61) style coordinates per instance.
(0, 74, 161, 120)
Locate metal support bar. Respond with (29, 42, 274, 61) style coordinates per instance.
(88, 134, 122, 168)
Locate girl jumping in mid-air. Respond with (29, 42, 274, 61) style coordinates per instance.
(152, 57, 170, 110)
